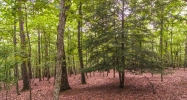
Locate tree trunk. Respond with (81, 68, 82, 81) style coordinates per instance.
(60, 46, 71, 91)
(13, 0, 20, 95)
(44, 31, 51, 80)
(18, 0, 30, 91)
(119, 0, 125, 88)
(25, 4, 32, 79)
(184, 34, 187, 70)
(53, 0, 71, 99)
(160, 5, 164, 82)
(170, 22, 174, 68)
(78, 2, 86, 84)
(38, 28, 42, 82)
(25, 4, 32, 99)
(73, 55, 76, 75)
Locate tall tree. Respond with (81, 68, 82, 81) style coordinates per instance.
(159, 1, 164, 82)
(53, 0, 71, 99)
(13, 0, 20, 95)
(37, 28, 42, 81)
(119, 0, 125, 88)
(18, 0, 30, 91)
(43, 31, 51, 80)
(78, 2, 86, 84)
(60, 0, 71, 92)
(25, 3, 32, 79)
(184, 34, 187, 69)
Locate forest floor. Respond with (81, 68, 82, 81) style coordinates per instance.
(0, 68, 187, 100)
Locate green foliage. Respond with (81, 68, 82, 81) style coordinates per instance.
(0, 44, 18, 85)
(0, 0, 187, 86)
(81, 0, 187, 74)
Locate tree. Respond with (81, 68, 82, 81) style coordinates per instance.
(53, 0, 71, 99)
(18, 0, 30, 91)
(81, 0, 165, 87)
(78, 1, 86, 84)
(25, 3, 32, 79)
(60, 45, 71, 91)
(37, 28, 42, 81)
(60, 0, 71, 92)
(119, 0, 125, 88)
(13, 0, 20, 95)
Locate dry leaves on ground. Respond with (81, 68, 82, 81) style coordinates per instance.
(0, 68, 187, 100)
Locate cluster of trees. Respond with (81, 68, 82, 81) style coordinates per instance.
(0, 0, 187, 99)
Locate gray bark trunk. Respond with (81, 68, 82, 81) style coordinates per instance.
(53, 0, 71, 99)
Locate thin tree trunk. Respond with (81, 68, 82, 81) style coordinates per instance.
(78, 2, 86, 84)
(25, 4, 32, 99)
(13, 0, 20, 95)
(18, 0, 30, 91)
(160, 5, 164, 82)
(119, 0, 125, 88)
(25, 4, 32, 79)
(179, 45, 182, 68)
(73, 55, 76, 75)
(113, 15, 116, 78)
(170, 21, 173, 68)
(184, 34, 187, 70)
(151, 40, 154, 76)
(43, 31, 51, 80)
(38, 28, 42, 82)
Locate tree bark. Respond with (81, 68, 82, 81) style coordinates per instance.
(53, 0, 71, 99)
(13, 0, 20, 95)
(60, 46, 71, 91)
(119, 0, 125, 88)
(170, 22, 174, 68)
(25, 4, 32, 79)
(160, 4, 164, 82)
(78, 2, 86, 84)
(25, 4, 32, 99)
(184, 34, 187, 70)
(38, 28, 42, 81)
(44, 31, 51, 80)
(18, 0, 30, 91)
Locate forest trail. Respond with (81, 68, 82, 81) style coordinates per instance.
(0, 68, 187, 100)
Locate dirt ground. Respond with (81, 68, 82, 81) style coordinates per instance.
(0, 68, 187, 100)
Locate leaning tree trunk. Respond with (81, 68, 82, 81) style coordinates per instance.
(18, 0, 30, 91)
(53, 0, 71, 99)
(78, 2, 86, 84)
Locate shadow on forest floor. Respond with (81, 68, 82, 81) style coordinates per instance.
(0, 68, 187, 100)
